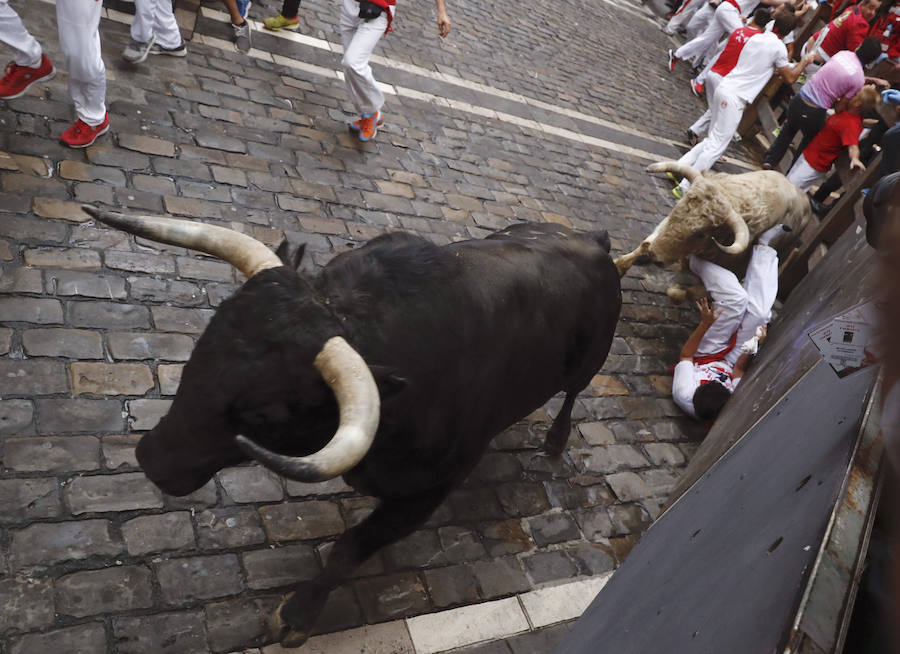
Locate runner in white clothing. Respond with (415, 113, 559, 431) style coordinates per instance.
(676, 13, 814, 194)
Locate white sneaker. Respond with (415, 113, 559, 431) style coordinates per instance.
(232, 21, 252, 53)
(122, 34, 156, 64)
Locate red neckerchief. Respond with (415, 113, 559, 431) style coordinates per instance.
(366, 0, 396, 32)
(693, 331, 738, 366)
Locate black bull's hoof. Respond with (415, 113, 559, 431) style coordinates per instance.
(269, 593, 312, 649)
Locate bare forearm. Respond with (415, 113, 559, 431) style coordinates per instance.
(732, 353, 752, 379)
(680, 323, 712, 360)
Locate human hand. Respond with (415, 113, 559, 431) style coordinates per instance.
(437, 12, 451, 37)
(850, 157, 866, 172)
(696, 297, 722, 325)
(756, 324, 767, 343)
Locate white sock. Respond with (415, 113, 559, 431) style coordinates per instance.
(758, 223, 788, 246)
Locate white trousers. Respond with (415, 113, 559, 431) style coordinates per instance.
(679, 85, 744, 186)
(665, 0, 704, 33)
(786, 153, 828, 191)
(691, 245, 778, 367)
(57, 0, 106, 125)
(132, 0, 183, 49)
(0, 0, 42, 66)
(340, 0, 389, 115)
(676, 3, 741, 66)
(686, 2, 715, 39)
(689, 71, 723, 136)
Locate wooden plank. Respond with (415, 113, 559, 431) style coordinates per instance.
(778, 152, 883, 299)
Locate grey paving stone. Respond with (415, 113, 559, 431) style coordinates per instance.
(122, 512, 196, 555)
(3, 436, 100, 473)
(107, 332, 195, 361)
(196, 506, 267, 550)
(65, 472, 164, 514)
(473, 557, 530, 599)
(0, 360, 68, 396)
(0, 297, 63, 324)
(0, 577, 55, 634)
(35, 399, 125, 434)
(522, 550, 578, 585)
(156, 554, 244, 605)
(22, 328, 103, 358)
(9, 520, 121, 570)
(56, 566, 153, 617)
(526, 512, 582, 547)
(355, 571, 430, 622)
(423, 563, 480, 609)
(259, 500, 344, 542)
(113, 611, 208, 654)
(0, 478, 60, 523)
(506, 622, 573, 653)
(8, 622, 106, 654)
(205, 596, 276, 653)
(127, 398, 171, 430)
(0, 399, 34, 436)
(242, 544, 320, 590)
(218, 466, 285, 504)
(606, 471, 653, 501)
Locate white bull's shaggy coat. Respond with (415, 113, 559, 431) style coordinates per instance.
(614, 162, 812, 298)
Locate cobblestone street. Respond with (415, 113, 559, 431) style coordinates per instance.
(1, 0, 753, 651)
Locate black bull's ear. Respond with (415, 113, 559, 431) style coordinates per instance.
(368, 365, 408, 401)
(275, 240, 307, 270)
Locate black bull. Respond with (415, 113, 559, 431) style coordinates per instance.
(86, 209, 622, 648)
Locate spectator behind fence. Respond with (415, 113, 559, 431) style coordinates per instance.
(786, 85, 880, 190)
(763, 37, 885, 171)
(0, 0, 108, 148)
(801, 0, 882, 73)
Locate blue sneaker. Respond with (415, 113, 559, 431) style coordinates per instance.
(236, 0, 251, 19)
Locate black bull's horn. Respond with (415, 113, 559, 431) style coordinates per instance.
(83, 206, 381, 482)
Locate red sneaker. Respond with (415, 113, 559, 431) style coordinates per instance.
(356, 111, 381, 142)
(60, 113, 109, 148)
(349, 110, 383, 134)
(0, 54, 55, 100)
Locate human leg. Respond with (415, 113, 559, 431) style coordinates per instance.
(666, 0, 702, 33)
(686, 2, 714, 39)
(675, 20, 724, 66)
(0, 0, 42, 66)
(689, 72, 722, 137)
(340, 0, 387, 116)
(725, 245, 778, 366)
(689, 86, 743, 173)
(222, 0, 251, 51)
(57, 0, 106, 127)
(764, 96, 825, 169)
(689, 255, 748, 355)
(265, 0, 301, 29)
(785, 153, 827, 192)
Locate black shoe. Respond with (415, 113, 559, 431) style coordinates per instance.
(808, 197, 828, 218)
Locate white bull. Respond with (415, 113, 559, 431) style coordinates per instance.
(614, 161, 812, 301)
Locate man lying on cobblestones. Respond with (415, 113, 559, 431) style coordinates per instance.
(0, 0, 108, 147)
(672, 224, 788, 421)
(343, 0, 450, 141)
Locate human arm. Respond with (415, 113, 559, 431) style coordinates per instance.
(849, 144, 865, 171)
(865, 76, 891, 90)
(434, 0, 450, 37)
(680, 298, 722, 361)
(777, 51, 817, 85)
(732, 325, 767, 380)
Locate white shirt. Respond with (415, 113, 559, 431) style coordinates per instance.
(720, 31, 789, 103)
(672, 360, 740, 418)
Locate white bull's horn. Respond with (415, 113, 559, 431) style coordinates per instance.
(712, 205, 751, 255)
(234, 336, 381, 482)
(81, 206, 282, 278)
(646, 161, 702, 185)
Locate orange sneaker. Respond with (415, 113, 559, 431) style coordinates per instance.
(60, 113, 109, 148)
(355, 111, 381, 141)
(349, 111, 383, 135)
(0, 54, 55, 100)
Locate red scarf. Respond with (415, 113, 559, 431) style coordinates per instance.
(366, 0, 396, 33)
(693, 331, 738, 366)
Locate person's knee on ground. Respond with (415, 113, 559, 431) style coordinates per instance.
(692, 382, 732, 421)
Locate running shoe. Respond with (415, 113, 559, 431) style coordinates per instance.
(60, 113, 109, 148)
(264, 14, 301, 30)
(122, 35, 156, 64)
(667, 49, 679, 72)
(690, 78, 704, 97)
(357, 111, 380, 141)
(150, 42, 188, 57)
(233, 20, 252, 53)
(349, 110, 383, 133)
(0, 54, 55, 99)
